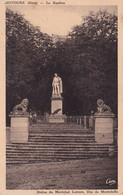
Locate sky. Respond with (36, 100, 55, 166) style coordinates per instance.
(7, 5, 117, 36)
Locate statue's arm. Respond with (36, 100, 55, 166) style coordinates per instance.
(52, 78, 54, 86)
(59, 78, 63, 93)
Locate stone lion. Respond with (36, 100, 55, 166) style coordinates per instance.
(97, 99, 111, 113)
(13, 98, 29, 113)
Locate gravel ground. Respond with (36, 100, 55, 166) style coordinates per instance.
(6, 157, 117, 190)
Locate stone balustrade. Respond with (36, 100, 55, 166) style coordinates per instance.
(66, 115, 95, 129)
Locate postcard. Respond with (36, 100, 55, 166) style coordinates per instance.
(0, 0, 123, 194)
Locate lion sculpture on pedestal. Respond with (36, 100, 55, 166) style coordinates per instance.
(13, 98, 29, 114)
(97, 99, 111, 113)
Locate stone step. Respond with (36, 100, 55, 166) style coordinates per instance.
(7, 154, 116, 165)
(6, 154, 116, 161)
(28, 137, 95, 140)
(29, 134, 94, 137)
(29, 135, 94, 138)
(30, 124, 85, 127)
(6, 143, 115, 147)
(6, 145, 117, 151)
(6, 154, 111, 161)
(6, 150, 116, 156)
(30, 129, 88, 131)
(29, 125, 90, 131)
(29, 131, 91, 133)
(29, 131, 93, 135)
(6, 148, 117, 164)
(34, 126, 88, 128)
(7, 142, 100, 146)
(29, 139, 95, 145)
(30, 125, 89, 128)
(6, 149, 116, 154)
(6, 157, 95, 164)
(7, 146, 115, 151)
(28, 141, 96, 145)
(6, 153, 111, 159)
(30, 126, 86, 129)
(6, 149, 111, 153)
(29, 128, 87, 131)
(7, 122, 117, 164)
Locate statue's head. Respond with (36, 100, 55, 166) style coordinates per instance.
(54, 73, 58, 77)
(21, 98, 29, 108)
(97, 99, 104, 108)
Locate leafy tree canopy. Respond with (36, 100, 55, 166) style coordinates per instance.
(51, 10, 117, 114)
(6, 9, 117, 124)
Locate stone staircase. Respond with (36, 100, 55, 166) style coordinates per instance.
(6, 123, 117, 164)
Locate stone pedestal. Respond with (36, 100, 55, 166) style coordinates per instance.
(94, 112, 115, 144)
(9, 113, 29, 143)
(49, 96, 66, 123)
(48, 114, 66, 123)
(51, 96, 63, 114)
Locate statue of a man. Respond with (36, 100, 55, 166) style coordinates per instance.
(52, 73, 63, 96)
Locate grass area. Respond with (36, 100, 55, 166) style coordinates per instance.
(6, 157, 117, 190)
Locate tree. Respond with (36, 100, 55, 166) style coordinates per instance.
(52, 10, 117, 115)
(6, 9, 53, 124)
(6, 9, 118, 125)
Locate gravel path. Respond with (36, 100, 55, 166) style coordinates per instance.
(6, 157, 117, 190)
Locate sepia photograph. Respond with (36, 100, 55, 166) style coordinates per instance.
(0, 0, 121, 193)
